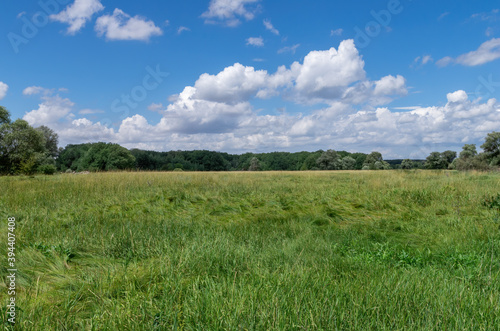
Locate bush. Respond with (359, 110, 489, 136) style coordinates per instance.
(38, 164, 57, 175)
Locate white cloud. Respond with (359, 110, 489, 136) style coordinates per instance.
(246, 37, 264, 47)
(263, 19, 279, 35)
(0, 82, 8, 100)
(293, 40, 366, 100)
(23, 95, 75, 127)
(202, 0, 260, 27)
(437, 38, 500, 66)
(411, 55, 433, 68)
(278, 44, 300, 54)
(78, 108, 104, 114)
(436, 56, 453, 67)
(471, 9, 499, 22)
(95, 9, 163, 41)
(193, 63, 268, 104)
(23, 86, 46, 96)
(24, 41, 500, 158)
(50, 0, 104, 35)
(148, 103, 164, 112)
(177, 26, 191, 34)
(330, 28, 343, 37)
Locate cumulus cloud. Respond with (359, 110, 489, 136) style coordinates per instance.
(0, 82, 8, 100)
(293, 40, 366, 99)
(23, 95, 75, 127)
(437, 38, 500, 66)
(23, 41, 499, 158)
(246, 36, 264, 47)
(193, 63, 268, 104)
(202, 0, 260, 27)
(50, 0, 104, 35)
(263, 19, 279, 35)
(95, 9, 163, 41)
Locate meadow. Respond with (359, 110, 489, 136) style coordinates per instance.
(0, 170, 499, 330)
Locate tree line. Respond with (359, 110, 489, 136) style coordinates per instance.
(1, 106, 499, 174)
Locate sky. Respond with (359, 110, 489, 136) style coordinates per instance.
(1, 0, 499, 158)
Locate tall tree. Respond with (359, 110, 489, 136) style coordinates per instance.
(0, 106, 11, 125)
(459, 144, 477, 159)
(36, 126, 59, 157)
(0, 119, 46, 174)
(481, 131, 500, 166)
(317, 150, 342, 170)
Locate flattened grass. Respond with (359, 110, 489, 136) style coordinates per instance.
(1, 170, 499, 329)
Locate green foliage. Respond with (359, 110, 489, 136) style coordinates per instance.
(459, 144, 478, 159)
(38, 164, 57, 175)
(481, 131, 500, 166)
(425, 150, 456, 170)
(0, 105, 11, 124)
(317, 149, 342, 170)
(401, 159, 414, 169)
(341, 156, 356, 170)
(248, 157, 261, 171)
(78, 142, 136, 171)
(0, 119, 47, 174)
(36, 125, 59, 157)
(363, 151, 390, 170)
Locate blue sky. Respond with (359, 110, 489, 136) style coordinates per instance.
(1, 0, 499, 158)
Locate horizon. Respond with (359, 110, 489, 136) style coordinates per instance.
(1, 0, 499, 158)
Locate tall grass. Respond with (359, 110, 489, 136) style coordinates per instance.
(0, 170, 499, 329)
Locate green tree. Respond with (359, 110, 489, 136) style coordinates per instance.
(248, 157, 261, 171)
(363, 151, 389, 170)
(78, 142, 136, 171)
(316, 150, 341, 170)
(0, 106, 11, 125)
(0, 119, 46, 174)
(481, 131, 500, 166)
(459, 144, 477, 159)
(401, 159, 414, 169)
(341, 156, 356, 170)
(453, 144, 489, 171)
(36, 126, 59, 157)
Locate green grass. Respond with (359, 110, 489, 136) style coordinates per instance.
(0, 170, 499, 330)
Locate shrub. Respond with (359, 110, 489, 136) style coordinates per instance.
(38, 164, 57, 175)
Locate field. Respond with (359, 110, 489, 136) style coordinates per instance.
(1, 170, 500, 330)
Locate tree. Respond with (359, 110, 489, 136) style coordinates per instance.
(459, 144, 477, 159)
(441, 150, 457, 165)
(0, 106, 11, 125)
(362, 151, 389, 170)
(248, 157, 261, 171)
(425, 152, 445, 169)
(453, 144, 489, 171)
(78, 142, 135, 171)
(401, 159, 414, 169)
(36, 126, 59, 157)
(481, 131, 500, 166)
(425, 151, 456, 169)
(0, 119, 46, 174)
(316, 150, 341, 170)
(341, 156, 356, 170)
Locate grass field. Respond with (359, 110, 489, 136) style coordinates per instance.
(1, 170, 500, 330)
